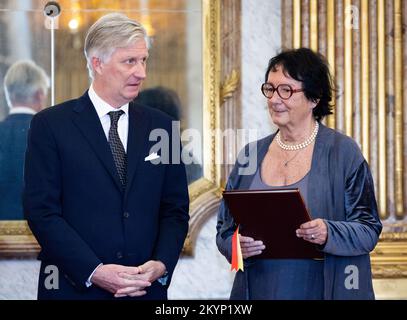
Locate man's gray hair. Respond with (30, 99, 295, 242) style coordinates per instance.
(3, 60, 50, 108)
(84, 13, 147, 80)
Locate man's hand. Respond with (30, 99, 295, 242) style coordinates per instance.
(296, 218, 328, 245)
(114, 260, 166, 298)
(90, 264, 151, 297)
(239, 235, 266, 259)
(138, 260, 167, 282)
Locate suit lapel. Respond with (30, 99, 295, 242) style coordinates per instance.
(71, 92, 123, 192)
(125, 101, 151, 198)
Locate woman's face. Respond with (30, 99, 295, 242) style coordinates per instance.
(266, 66, 316, 128)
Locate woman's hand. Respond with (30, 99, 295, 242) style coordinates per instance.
(296, 218, 328, 245)
(239, 235, 266, 259)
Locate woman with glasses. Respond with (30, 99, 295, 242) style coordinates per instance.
(216, 48, 382, 300)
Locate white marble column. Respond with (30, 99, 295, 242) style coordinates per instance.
(0, 259, 40, 299)
(5, 0, 32, 61)
(241, 0, 281, 141)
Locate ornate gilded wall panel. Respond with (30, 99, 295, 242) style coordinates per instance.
(282, 0, 406, 279)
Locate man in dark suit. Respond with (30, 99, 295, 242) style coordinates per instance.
(23, 13, 189, 300)
(0, 60, 49, 220)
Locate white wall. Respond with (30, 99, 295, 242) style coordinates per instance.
(169, 215, 234, 299)
(0, 259, 40, 299)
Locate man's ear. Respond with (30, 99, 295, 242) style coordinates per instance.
(91, 57, 103, 75)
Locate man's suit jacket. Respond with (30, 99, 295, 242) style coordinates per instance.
(0, 113, 33, 220)
(23, 92, 189, 300)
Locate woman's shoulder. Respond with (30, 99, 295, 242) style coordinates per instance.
(319, 123, 365, 170)
(320, 123, 362, 153)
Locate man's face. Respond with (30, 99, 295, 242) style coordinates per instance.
(93, 39, 149, 107)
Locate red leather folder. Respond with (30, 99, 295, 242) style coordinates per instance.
(222, 188, 324, 259)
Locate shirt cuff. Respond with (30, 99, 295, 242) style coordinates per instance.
(85, 263, 103, 287)
(157, 271, 169, 286)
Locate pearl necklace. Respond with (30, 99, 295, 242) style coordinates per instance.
(276, 122, 319, 151)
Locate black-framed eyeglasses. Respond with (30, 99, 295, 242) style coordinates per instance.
(261, 83, 304, 100)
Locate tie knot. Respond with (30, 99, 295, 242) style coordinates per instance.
(108, 110, 124, 125)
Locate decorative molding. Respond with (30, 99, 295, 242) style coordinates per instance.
(220, 0, 241, 182)
(202, 0, 221, 187)
(378, 232, 407, 241)
(292, 0, 301, 48)
(326, 0, 336, 129)
(188, 179, 218, 204)
(377, 0, 388, 219)
(0, 221, 31, 235)
(393, 0, 405, 219)
(361, 0, 370, 161)
(182, 0, 222, 256)
(372, 266, 407, 278)
(181, 234, 194, 256)
(184, 190, 222, 256)
(0, 221, 40, 257)
(220, 69, 240, 104)
(371, 232, 407, 278)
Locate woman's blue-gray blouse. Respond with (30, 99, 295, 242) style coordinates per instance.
(217, 123, 382, 300)
(244, 167, 323, 300)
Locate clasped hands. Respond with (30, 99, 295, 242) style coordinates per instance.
(239, 218, 327, 258)
(91, 260, 166, 298)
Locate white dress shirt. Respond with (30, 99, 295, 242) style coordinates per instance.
(85, 85, 129, 287)
(85, 86, 169, 288)
(88, 84, 129, 152)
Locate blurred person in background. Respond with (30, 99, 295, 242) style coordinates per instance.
(0, 60, 49, 220)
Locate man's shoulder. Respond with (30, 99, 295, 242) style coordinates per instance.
(35, 96, 83, 121)
(0, 114, 31, 130)
(2, 113, 33, 120)
(0, 120, 6, 134)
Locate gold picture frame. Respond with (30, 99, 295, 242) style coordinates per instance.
(0, 0, 222, 258)
(0, 221, 39, 257)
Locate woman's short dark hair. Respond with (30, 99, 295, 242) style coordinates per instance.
(265, 47, 335, 121)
